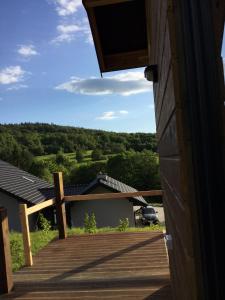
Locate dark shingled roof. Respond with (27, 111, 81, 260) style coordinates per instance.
(42, 184, 89, 199)
(0, 160, 53, 205)
(0, 160, 147, 206)
(43, 176, 147, 206)
(82, 174, 148, 206)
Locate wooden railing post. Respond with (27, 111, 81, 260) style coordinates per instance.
(19, 204, 33, 266)
(54, 172, 67, 239)
(0, 207, 13, 294)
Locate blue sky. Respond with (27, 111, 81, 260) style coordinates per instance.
(0, 1, 224, 133)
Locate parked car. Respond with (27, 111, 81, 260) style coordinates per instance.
(140, 206, 159, 225)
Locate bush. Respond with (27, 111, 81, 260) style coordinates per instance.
(76, 149, 84, 163)
(118, 218, 129, 231)
(38, 213, 51, 233)
(84, 212, 97, 233)
(10, 234, 24, 272)
(91, 149, 104, 161)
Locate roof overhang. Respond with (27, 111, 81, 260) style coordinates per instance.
(83, 0, 150, 73)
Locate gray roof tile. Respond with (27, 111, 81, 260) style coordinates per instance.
(0, 160, 147, 206)
(82, 174, 147, 206)
(0, 160, 52, 204)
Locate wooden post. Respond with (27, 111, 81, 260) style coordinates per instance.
(54, 172, 67, 239)
(19, 204, 33, 266)
(0, 207, 13, 294)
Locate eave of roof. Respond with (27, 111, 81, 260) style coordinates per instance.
(82, 0, 149, 73)
(0, 160, 52, 205)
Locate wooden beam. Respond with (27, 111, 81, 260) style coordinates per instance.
(26, 199, 55, 216)
(86, 7, 106, 72)
(0, 207, 13, 294)
(64, 190, 163, 202)
(53, 172, 67, 239)
(104, 49, 148, 72)
(83, 0, 132, 8)
(19, 204, 33, 266)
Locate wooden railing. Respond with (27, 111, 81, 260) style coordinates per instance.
(19, 172, 163, 267)
(0, 207, 13, 294)
(19, 199, 55, 266)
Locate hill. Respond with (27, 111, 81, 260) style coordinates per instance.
(0, 123, 160, 194)
(0, 122, 156, 159)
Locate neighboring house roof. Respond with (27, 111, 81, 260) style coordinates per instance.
(44, 174, 147, 206)
(0, 160, 52, 205)
(42, 184, 89, 199)
(0, 159, 147, 206)
(81, 174, 148, 206)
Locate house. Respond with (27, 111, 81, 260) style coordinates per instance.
(0, 159, 52, 231)
(67, 174, 147, 228)
(45, 173, 148, 228)
(0, 160, 147, 230)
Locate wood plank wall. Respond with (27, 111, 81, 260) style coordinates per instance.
(148, 1, 201, 299)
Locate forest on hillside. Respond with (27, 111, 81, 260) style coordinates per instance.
(0, 123, 161, 196)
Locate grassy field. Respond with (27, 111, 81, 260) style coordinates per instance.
(10, 225, 165, 272)
(35, 151, 90, 163)
(10, 230, 58, 272)
(35, 150, 117, 167)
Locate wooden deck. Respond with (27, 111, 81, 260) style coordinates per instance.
(1, 231, 171, 299)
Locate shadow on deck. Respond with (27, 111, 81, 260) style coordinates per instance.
(1, 231, 171, 299)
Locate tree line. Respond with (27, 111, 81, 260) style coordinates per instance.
(0, 123, 161, 196)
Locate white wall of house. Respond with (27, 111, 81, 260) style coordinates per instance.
(70, 186, 135, 228)
(0, 191, 37, 232)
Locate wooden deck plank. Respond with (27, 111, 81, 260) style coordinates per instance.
(1, 232, 171, 299)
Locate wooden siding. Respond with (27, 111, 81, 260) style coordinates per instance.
(149, 1, 200, 299)
(1, 232, 171, 299)
(149, 0, 225, 299)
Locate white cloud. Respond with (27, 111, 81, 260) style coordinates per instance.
(96, 111, 118, 120)
(96, 110, 129, 120)
(51, 19, 93, 44)
(57, 24, 80, 33)
(81, 17, 93, 45)
(52, 23, 82, 43)
(119, 110, 128, 114)
(18, 45, 38, 57)
(7, 84, 28, 91)
(51, 0, 82, 16)
(55, 71, 152, 96)
(0, 66, 26, 85)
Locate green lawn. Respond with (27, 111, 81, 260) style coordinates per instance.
(10, 225, 165, 272)
(10, 230, 58, 272)
(35, 150, 116, 167)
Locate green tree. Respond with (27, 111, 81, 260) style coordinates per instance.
(69, 162, 107, 184)
(29, 160, 52, 182)
(76, 149, 84, 163)
(91, 149, 104, 161)
(107, 151, 160, 191)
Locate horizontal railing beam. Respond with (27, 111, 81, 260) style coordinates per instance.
(64, 190, 163, 202)
(26, 199, 55, 216)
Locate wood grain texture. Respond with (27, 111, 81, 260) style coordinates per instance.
(104, 50, 148, 72)
(1, 232, 171, 299)
(19, 204, 33, 266)
(26, 199, 55, 216)
(64, 190, 163, 202)
(0, 207, 13, 294)
(149, 1, 200, 299)
(53, 172, 67, 239)
(83, 0, 132, 8)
